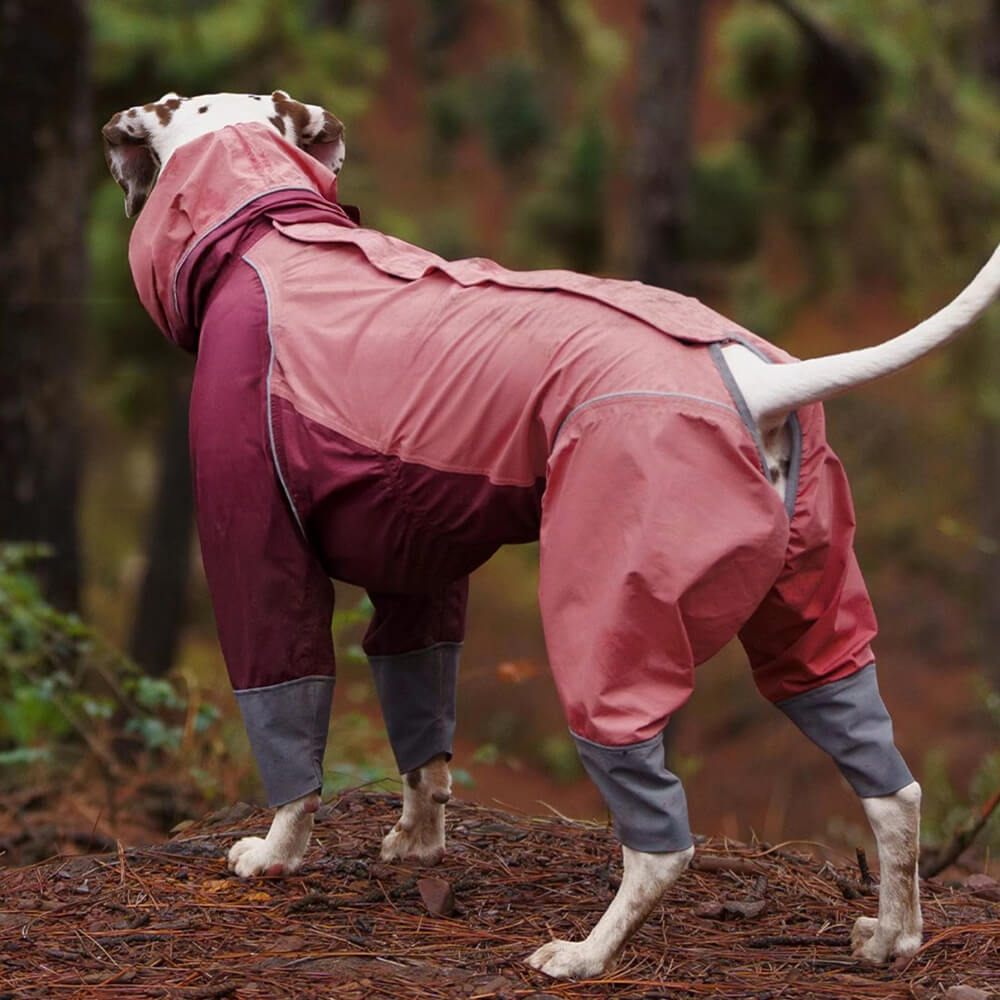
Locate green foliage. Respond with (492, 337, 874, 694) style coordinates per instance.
(512, 117, 608, 272)
(538, 735, 582, 784)
(321, 710, 396, 795)
(0, 544, 222, 773)
(478, 59, 552, 169)
(425, 80, 473, 167)
(686, 143, 764, 263)
(920, 679, 1000, 856)
(718, 5, 805, 104)
(92, 0, 383, 112)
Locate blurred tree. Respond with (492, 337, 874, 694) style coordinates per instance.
(720, 1, 1000, 683)
(975, 2, 1000, 688)
(0, 0, 89, 611)
(633, 0, 705, 293)
(127, 376, 193, 677)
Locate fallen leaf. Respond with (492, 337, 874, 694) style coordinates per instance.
(496, 659, 536, 684)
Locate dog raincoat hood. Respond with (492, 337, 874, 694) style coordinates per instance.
(128, 124, 353, 351)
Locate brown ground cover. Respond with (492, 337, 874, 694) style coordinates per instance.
(0, 792, 996, 1000)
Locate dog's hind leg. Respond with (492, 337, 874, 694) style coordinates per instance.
(527, 844, 694, 979)
(771, 667, 922, 961)
(380, 754, 451, 864)
(851, 781, 923, 961)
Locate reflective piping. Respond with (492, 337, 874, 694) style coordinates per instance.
(170, 185, 320, 324)
(554, 390, 740, 446)
(235, 672, 333, 695)
(241, 254, 306, 538)
(710, 336, 803, 519)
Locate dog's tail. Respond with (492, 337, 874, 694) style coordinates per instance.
(730, 243, 1000, 428)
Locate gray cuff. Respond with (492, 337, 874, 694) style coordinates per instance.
(368, 642, 460, 774)
(235, 675, 334, 807)
(777, 663, 913, 798)
(572, 729, 693, 852)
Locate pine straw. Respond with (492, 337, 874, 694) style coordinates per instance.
(0, 791, 997, 999)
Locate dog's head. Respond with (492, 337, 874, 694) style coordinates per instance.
(102, 90, 346, 217)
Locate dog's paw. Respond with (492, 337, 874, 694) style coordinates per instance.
(227, 836, 304, 878)
(380, 821, 445, 865)
(526, 939, 609, 980)
(850, 915, 921, 962)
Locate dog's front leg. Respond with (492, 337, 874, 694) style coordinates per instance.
(228, 791, 320, 877)
(380, 754, 451, 864)
(527, 844, 693, 979)
(851, 781, 923, 961)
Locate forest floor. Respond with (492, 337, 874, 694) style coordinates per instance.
(0, 792, 997, 1000)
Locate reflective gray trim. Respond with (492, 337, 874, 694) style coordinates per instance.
(241, 254, 306, 538)
(710, 336, 803, 518)
(170, 185, 318, 321)
(235, 675, 334, 807)
(777, 663, 913, 798)
(553, 390, 739, 447)
(368, 643, 461, 774)
(572, 729, 693, 852)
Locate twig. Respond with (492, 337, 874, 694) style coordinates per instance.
(855, 845, 873, 888)
(920, 787, 1000, 878)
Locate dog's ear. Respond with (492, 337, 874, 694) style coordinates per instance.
(302, 108, 347, 176)
(271, 91, 346, 176)
(102, 111, 159, 218)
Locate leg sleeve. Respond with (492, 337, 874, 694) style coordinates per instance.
(539, 397, 788, 851)
(191, 260, 335, 807)
(363, 581, 467, 774)
(738, 403, 912, 797)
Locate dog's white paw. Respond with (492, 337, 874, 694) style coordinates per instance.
(526, 939, 609, 980)
(380, 818, 445, 865)
(226, 792, 318, 878)
(850, 915, 921, 962)
(227, 835, 304, 877)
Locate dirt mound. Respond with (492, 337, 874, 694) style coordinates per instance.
(0, 792, 996, 999)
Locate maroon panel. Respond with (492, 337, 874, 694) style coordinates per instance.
(274, 396, 544, 595)
(189, 258, 336, 691)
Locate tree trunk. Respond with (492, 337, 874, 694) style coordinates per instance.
(978, 4, 1000, 690)
(128, 377, 194, 677)
(632, 0, 705, 293)
(0, 0, 89, 611)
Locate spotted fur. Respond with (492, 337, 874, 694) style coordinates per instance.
(101, 90, 346, 217)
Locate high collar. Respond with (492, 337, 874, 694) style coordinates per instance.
(128, 123, 352, 350)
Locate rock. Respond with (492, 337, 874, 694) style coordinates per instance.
(693, 898, 767, 920)
(944, 987, 992, 1000)
(723, 899, 768, 919)
(966, 874, 1000, 901)
(417, 877, 456, 917)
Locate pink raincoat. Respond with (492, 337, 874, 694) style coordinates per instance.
(126, 124, 903, 849)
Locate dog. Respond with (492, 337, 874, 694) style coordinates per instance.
(103, 90, 1000, 980)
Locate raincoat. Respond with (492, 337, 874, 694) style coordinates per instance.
(127, 123, 911, 851)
